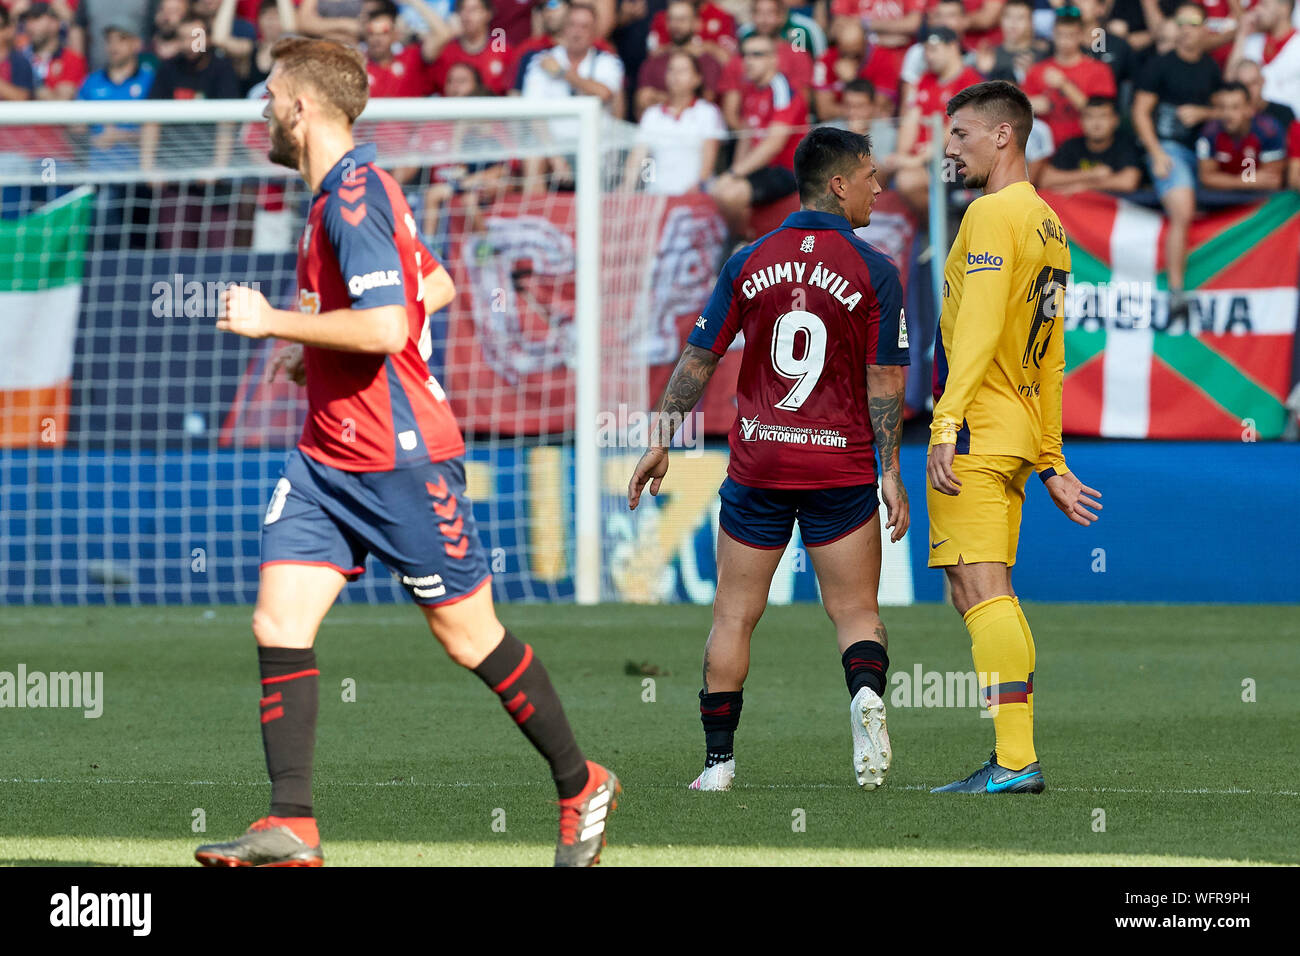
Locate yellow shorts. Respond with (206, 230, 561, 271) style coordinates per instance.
(927, 454, 1033, 568)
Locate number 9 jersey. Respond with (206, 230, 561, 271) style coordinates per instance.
(688, 210, 910, 489)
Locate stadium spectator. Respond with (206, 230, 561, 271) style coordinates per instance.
(831, 76, 900, 157)
(1076, 0, 1135, 90)
(296, 0, 365, 45)
(1196, 81, 1287, 191)
(0, 6, 36, 102)
(492, 0, 544, 47)
(1227, 0, 1300, 118)
(624, 49, 725, 193)
(723, 0, 819, 100)
(214, 0, 296, 96)
(888, 26, 983, 213)
(72, 0, 152, 74)
(1037, 95, 1143, 192)
(957, 0, 1008, 51)
(510, 0, 572, 83)
(1023, 9, 1116, 147)
(1104, 0, 1156, 51)
(430, 0, 514, 95)
(710, 32, 804, 233)
(1235, 57, 1296, 128)
(363, 0, 450, 97)
(1132, 0, 1221, 322)
(829, 0, 922, 108)
(78, 18, 156, 168)
(647, 0, 737, 56)
(148, 8, 243, 104)
(897, 0, 972, 107)
(975, 0, 1049, 85)
(19, 2, 84, 99)
(518, 2, 626, 191)
(811, 15, 867, 121)
(737, 0, 827, 60)
(152, 0, 192, 63)
(422, 62, 511, 237)
(636, 0, 725, 119)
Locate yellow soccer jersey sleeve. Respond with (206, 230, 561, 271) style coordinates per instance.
(931, 181, 1070, 477)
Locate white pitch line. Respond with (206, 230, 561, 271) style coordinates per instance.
(4, 778, 1298, 798)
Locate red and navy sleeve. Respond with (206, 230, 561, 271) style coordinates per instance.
(854, 238, 910, 367)
(687, 245, 751, 355)
(321, 171, 408, 311)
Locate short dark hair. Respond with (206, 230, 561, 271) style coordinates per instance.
(794, 126, 873, 205)
(1003, 0, 1034, 9)
(367, 0, 400, 20)
(1084, 95, 1117, 111)
(1214, 81, 1250, 99)
(843, 77, 876, 99)
(946, 79, 1033, 151)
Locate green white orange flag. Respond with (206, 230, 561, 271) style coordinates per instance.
(0, 187, 93, 447)
(1045, 189, 1298, 439)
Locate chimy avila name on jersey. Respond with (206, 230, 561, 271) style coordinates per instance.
(739, 260, 864, 311)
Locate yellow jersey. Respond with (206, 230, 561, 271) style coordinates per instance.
(931, 180, 1070, 476)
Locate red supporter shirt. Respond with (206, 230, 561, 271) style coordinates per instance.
(738, 73, 807, 170)
(431, 37, 513, 94)
(1197, 115, 1288, 173)
(1289, 119, 1300, 158)
(831, 0, 922, 48)
(1022, 55, 1115, 145)
(910, 65, 983, 150)
(649, 3, 739, 56)
(859, 44, 909, 103)
(296, 143, 464, 471)
(719, 45, 813, 95)
(365, 43, 431, 97)
(30, 45, 87, 92)
(687, 210, 910, 488)
(492, 0, 538, 46)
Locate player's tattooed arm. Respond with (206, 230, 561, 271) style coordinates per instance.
(628, 344, 720, 510)
(652, 344, 721, 447)
(866, 364, 910, 543)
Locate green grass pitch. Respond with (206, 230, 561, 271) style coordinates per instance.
(1, 603, 1297, 866)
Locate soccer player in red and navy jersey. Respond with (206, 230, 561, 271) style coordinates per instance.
(194, 37, 618, 868)
(629, 126, 911, 792)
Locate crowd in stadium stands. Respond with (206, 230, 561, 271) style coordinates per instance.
(1, 0, 1298, 282)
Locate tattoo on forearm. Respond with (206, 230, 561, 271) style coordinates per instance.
(653, 344, 719, 447)
(868, 387, 904, 473)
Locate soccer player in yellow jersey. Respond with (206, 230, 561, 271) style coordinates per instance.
(926, 81, 1103, 795)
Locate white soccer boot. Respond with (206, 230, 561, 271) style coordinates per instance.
(851, 686, 891, 789)
(688, 758, 736, 791)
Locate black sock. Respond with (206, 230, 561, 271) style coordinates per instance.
(842, 640, 889, 699)
(700, 690, 743, 766)
(473, 630, 589, 800)
(258, 646, 319, 818)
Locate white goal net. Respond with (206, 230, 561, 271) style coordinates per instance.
(0, 97, 669, 606)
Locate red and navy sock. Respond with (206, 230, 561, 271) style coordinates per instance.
(700, 690, 743, 766)
(257, 646, 319, 819)
(473, 629, 589, 800)
(842, 640, 889, 699)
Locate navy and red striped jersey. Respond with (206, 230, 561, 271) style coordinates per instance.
(296, 143, 464, 472)
(688, 209, 909, 489)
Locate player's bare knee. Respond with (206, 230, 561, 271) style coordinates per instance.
(251, 607, 297, 647)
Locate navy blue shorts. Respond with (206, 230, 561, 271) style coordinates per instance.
(261, 449, 491, 606)
(717, 477, 879, 549)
